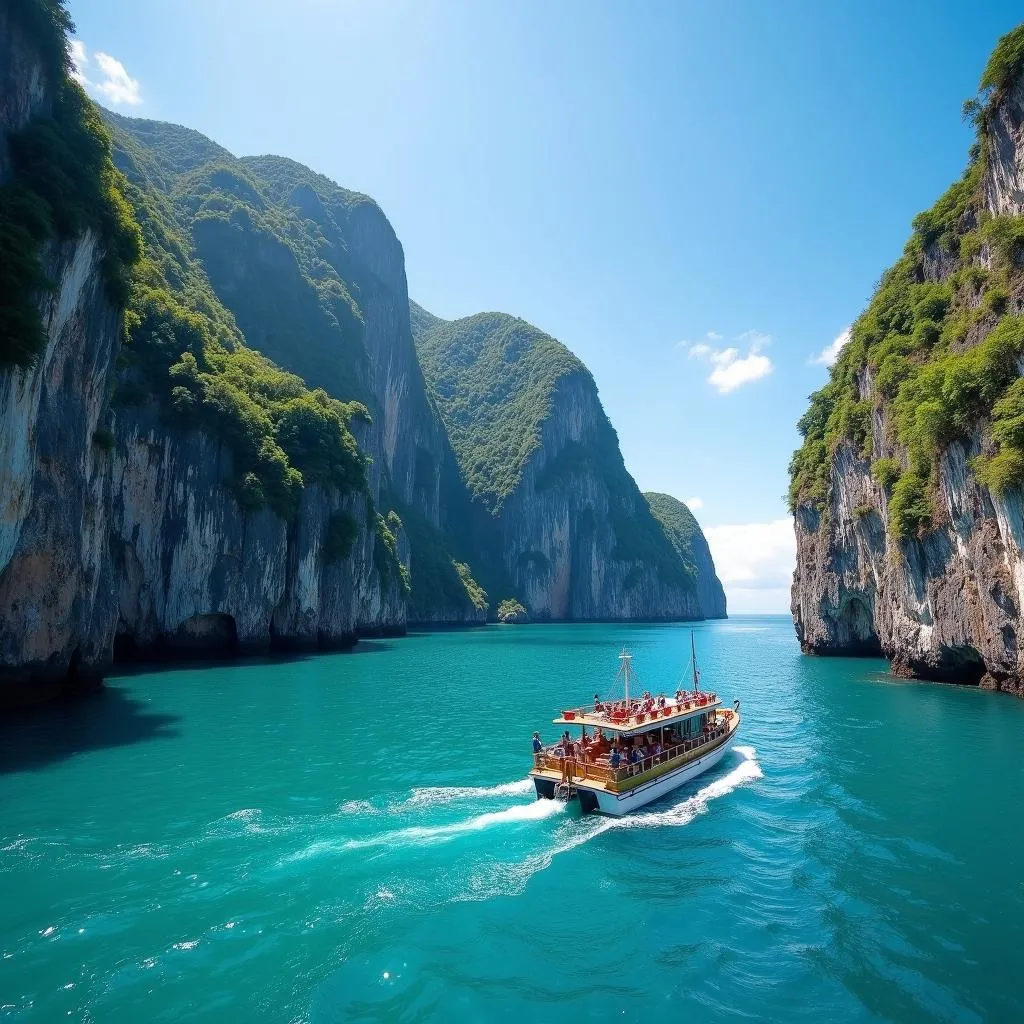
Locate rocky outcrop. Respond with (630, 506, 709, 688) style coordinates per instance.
(503, 374, 702, 620)
(0, 231, 121, 699)
(792, 428, 1024, 691)
(0, 5, 51, 179)
(791, 56, 1024, 695)
(413, 310, 711, 621)
(0, 21, 408, 704)
(109, 404, 404, 658)
(644, 492, 727, 619)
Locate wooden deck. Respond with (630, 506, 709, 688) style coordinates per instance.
(531, 710, 739, 795)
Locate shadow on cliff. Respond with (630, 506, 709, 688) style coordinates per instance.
(0, 686, 181, 775)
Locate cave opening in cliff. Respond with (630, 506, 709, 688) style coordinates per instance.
(172, 614, 239, 657)
(839, 596, 883, 656)
(112, 634, 140, 665)
(938, 645, 987, 686)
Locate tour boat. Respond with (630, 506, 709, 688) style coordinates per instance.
(530, 635, 740, 816)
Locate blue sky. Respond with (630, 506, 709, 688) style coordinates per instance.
(68, 0, 1021, 610)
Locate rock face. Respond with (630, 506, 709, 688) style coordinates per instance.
(0, 4, 50, 179)
(412, 309, 714, 621)
(790, 57, 1024, 695)
(792, 409, 1024, 691)
(108, 405, 405, 658)
(0, 17, 118, 698)
(644, 492, 727, 619)
(104, 125, 490, 627)
(0, 230, 121, 696)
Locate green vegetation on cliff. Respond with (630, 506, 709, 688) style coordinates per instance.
(107, 115, 490, 612)
(412, 305, 694, 592)
(102, 116, 372, 405)
(643, 493, 704, 583)
(788, 24, 1024, 540)
(110, 128, 370, 520)
(411, 310, 587, 509)
(0, 0, 140, 368)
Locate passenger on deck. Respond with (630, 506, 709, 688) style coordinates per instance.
(628, 747, 639, 765)
(594, 694, 604, 712)
(532, 731, 543, 755)
(562, 751, 573, 784)
(610, 747, 621, 769)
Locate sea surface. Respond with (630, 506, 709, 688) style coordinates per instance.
(1, 616, 1023, 1022)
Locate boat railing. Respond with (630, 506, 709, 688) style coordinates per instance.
(534, 715, 733, 786)
(559, 692, 720, 727)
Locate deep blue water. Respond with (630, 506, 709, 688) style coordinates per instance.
(2, 616, 1023, 1022)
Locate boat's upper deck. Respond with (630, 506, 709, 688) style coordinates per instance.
(553, 692, 722, 736)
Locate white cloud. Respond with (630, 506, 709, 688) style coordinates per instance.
(684, 331, 774, 394)
(704, 517, 795, 614)
(70, 40, 89, 86)
(69, 41, 142, 106)
(685, 496, 703, 511)
(812, 326, 851, 367)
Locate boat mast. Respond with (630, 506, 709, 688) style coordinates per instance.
(620, 649, 632, 705)
(691, 631, 699, 694)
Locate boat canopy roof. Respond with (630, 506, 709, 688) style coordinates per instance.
(553, 693, 722, 736)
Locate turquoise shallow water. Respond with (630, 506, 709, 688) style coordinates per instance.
(2, 616, 1024, 1022)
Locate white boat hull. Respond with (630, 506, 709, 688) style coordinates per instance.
(578, 731, 736, 816)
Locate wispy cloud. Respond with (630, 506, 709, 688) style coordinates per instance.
(683, 330, 774, 394)
(704, 517, 795, 614)
(685, 496, 703, 511)
(811, 326, 851, 367)
(70, 40, 142, 106)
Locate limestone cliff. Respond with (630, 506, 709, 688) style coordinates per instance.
(0, 7, 406, 703)
(644, 493, 727, 619)
(790, 29, 1024, 694)
(0, 5, 118, 698)
(412, 308, 710, 620)
(0, 230, 120, 697)
(105, 121, 491, 625)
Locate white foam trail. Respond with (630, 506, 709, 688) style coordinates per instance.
(454, 747, 764, 902)
(613, 747, 762, 830)
(285, 751, 761, 871)
(338, 800, 378, 816)
(347, 797, 564, 850)
(281, 792, 564, 864)
(400, 778, 533, 810)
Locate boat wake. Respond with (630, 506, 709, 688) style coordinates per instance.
(450, 745, 764, 902)
(397, 777, 534, 810)
(345, 797, 565, 850)
(280, 747, 761, 886)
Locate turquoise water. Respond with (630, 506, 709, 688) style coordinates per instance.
(2, 616, 1023, 1022)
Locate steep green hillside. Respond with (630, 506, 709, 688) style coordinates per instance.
(643, 493, 703, 580)
(645, 492, 727, 617)
(412, 309, 586, 510)
(106, 113, 369, 406)
(788, 23, 1024, 539)
(106, 114, 499, 615)
(109, 119, 376, 527)
(412, 306, 700, 601)
(0, 0, 139, 368)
